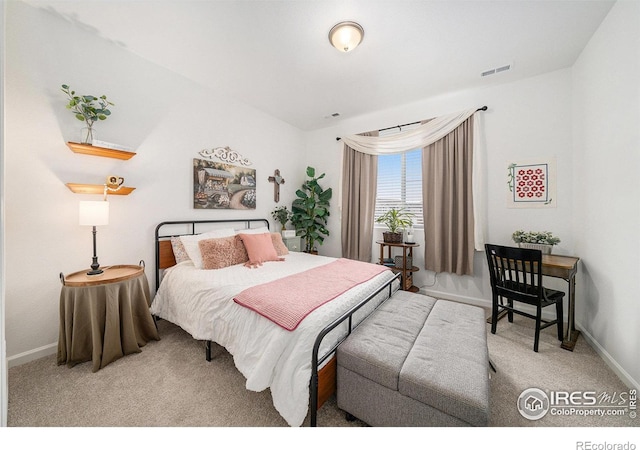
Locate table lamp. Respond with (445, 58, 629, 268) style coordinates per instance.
(79, 200, 109, 275)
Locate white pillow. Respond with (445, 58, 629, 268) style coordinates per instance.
(180, 228, 236, 269)
(234, 226, 270, 235)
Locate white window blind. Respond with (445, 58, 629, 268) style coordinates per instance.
(375, 147, 423, 227)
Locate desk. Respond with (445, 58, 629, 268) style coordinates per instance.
(57, 264, 160, 372)
(490, 254, 580, 351)
(541, 254, 580, 351)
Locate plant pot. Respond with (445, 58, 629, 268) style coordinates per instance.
(383, 231, 403, 243)
(518, 243, 552, 254)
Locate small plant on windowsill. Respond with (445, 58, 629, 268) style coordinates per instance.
(512, 230, 561, 254)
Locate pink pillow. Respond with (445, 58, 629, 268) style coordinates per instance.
(271, 233, 289, 256)
(199, 235, 248, 270)
(238, 233, 284, 268)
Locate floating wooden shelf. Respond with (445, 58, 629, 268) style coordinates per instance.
(66, 183, 136, 195)
(67, 142, 136, 160)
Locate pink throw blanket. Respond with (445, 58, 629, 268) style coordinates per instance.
(233, 258, 390, 331)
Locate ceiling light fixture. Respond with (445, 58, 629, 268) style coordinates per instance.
(328, 21, 364, 53)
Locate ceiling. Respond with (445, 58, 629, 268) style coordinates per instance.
(25, 0, 615, 131)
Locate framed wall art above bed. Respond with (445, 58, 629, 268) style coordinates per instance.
(193, 158, 256, 209)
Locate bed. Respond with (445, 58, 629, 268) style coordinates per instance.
(151, 219, 399, 426)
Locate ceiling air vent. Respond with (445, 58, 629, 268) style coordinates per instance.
(481, 69, 496, 77)
(481, 63, 512, 77)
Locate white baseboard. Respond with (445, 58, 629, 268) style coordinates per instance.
(7, 342, 56, 369)
(577, 323, 640, 391)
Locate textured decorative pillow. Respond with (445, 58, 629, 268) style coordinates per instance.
(238, 233, 284, 268)
(180, 228, 236, 269)
(271, 233, 289, 256)
(199, 235, 249, 270)
(170, 236, 190, 264)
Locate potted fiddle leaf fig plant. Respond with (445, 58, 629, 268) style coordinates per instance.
(376, 207, 414, 243)
(61, 84, 114, 144)
(290, 166, 332, 253)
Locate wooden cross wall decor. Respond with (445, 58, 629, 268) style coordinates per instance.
(268, 169, 285, 202)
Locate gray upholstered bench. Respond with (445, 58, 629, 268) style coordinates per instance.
(336, 290, 490, 426)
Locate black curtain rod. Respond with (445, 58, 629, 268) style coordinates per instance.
(336, 105, 488, 141)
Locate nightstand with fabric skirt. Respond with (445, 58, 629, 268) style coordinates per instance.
(57, 263, 160, 372)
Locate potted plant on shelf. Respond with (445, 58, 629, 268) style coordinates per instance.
(290, 166, 332, 253)
(61, 84, 114, 144)
(271, 205, 292, 232)
(376, 207, 414, 243)
(511, 230, 561, 254)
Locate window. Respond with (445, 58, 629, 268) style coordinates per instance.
(375, 148, 423, 227)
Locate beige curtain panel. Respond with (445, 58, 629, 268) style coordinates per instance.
(341, 132, 379, 262)
(422, 117, 475, 275)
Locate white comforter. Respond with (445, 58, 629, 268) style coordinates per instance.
(150, 252, 396, 426)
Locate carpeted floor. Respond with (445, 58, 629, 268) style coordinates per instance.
(6, 313, 639, 430)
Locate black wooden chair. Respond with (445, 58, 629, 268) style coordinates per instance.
(485, 244, 564, 352)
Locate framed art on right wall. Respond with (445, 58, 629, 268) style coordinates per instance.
(507, 158, 557, 208)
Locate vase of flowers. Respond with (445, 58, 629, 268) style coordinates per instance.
(511, 230, 560, 254)
(61, 84, 114, 144)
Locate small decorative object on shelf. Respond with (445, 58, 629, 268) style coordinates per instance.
(61, 84, 114, 145)
(511, 230, 561, 254)
(376, 207, 414, 243)
(405, 226, 415, 244)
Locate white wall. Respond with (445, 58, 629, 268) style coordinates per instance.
(4, 1, 305, 363)
(572, 0, 640, 388)
(305, 69, 575, 307)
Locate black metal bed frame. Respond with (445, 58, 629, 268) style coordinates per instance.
(154, 218, 400, 427)
(309, 271, 399, 426)
(154, 218, 269, 291)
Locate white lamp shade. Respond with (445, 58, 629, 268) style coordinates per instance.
(329, 21, 364, 53)
(79, 201, 109, 226)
